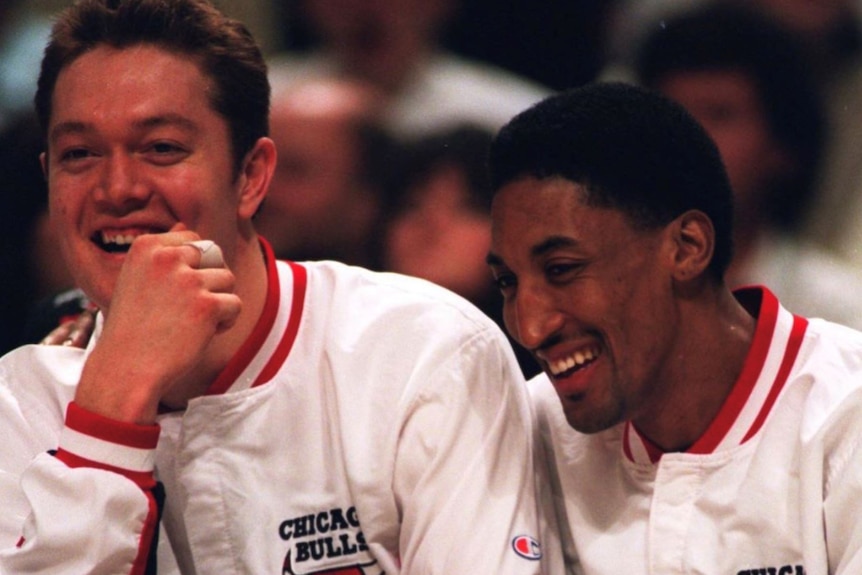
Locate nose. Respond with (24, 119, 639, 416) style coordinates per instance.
(94, 153, 150, 213)
(508, 283, 565, 351)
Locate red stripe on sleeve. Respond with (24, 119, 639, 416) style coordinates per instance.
(66, 402, 159, 449)
(129, 490, 160, 575)
(54, 449, 157, 489)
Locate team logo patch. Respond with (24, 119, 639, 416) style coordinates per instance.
(512, 535, 542, 560)
(279, 506, 381, 575)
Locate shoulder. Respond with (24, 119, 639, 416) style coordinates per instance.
(790, 319, 862, 436)
(797, 318, 862, 381)
(301, 260, 498, 328)
(292, 261, 515, 367)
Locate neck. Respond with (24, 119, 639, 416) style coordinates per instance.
(632, 284, 756, 452)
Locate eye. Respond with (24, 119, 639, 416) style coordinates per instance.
(153, 142, 179, 153)
(144, 141, 189, 165)
(492, 271, 517, 293)
(545, 261, 583, 282)
(55, 146, 99, 173)
(59, 147, 94, 162)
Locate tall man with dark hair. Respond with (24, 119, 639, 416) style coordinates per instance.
(0, 1, 550, 572)
(486, 81, 862, 573)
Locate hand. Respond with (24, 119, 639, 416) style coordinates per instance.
(75, 230, 242, 424)
(40, 307, 98, 348)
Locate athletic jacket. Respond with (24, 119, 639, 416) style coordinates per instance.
(0, 241, 552, 574)
(533, 286, 862, 574)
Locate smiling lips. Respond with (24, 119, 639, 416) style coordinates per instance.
(542, 345, 600, 378)
(94, 229, 163, 252)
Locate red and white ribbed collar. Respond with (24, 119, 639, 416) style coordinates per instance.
(203, 237, 307, 396)
(623, 286, 808, 465)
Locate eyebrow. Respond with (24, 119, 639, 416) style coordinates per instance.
(532, 235, 579, 256)
(135, 113, 199, 133)
(49, 121, 89, 145)
(486, 235, 579, 267)
(49, 113, 199, 145)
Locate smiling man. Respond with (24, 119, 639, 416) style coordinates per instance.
(0, 1, 551, 573)
(486, 82, 862, 573)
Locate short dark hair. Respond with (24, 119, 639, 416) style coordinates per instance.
(634, 3, 824, 231)
(35, 0, 270, 175)
(489, 81, 734, 280)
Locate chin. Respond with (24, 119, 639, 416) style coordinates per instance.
(564, 405, 622, 435)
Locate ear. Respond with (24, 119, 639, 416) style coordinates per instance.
(236, 137, 276, 221)
(668, 209, 714, 283)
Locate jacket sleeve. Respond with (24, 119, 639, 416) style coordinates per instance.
(391, 325, 562, 574)
(0, 402, 162, 575)
(822, 391, 862, 574)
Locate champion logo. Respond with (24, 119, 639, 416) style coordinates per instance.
(511, 535, 542, 560)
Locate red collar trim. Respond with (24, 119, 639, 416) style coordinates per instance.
(252, 260, 307, 386)
(205, 238, 283, 396)
(625, 286, 808, 464)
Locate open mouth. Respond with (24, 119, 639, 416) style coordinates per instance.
(546, 345, 601, 379)
(92, 230, 161, 254)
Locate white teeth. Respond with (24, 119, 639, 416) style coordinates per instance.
(101, 232, 140, 245)
(548, 347, 599, 376)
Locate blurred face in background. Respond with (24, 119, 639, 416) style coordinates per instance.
(656, 69, 788, 225)
(301, 0, 453, 90)
(384, 164, 493, 302)
(258, 79, 382, 262)
(739, 0, 853, 37)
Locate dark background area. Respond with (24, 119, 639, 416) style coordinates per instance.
(273, 0, 620, 91)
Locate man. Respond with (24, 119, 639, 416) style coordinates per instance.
(0, 1, 549, 573)
(486, 82, 862, 573)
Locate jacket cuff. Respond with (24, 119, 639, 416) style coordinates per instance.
(56, 401, 160, 489)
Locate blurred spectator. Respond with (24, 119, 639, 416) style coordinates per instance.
(0, 112, 76, 354)
(740, 0, 862, 264)
(444, 0, 620, 91)
(381, 124, 540, 376)
(267, 0, 552, 137)
(607, 0, 862, 269)
(256, 76, 397, 267)
(0, 1, 55, 129)
(634, 3, 862, 329)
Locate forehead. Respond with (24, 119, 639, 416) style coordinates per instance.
(50, 44, 217, 135)
(489, 176, 637, 263)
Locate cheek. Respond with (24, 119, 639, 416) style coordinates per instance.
(48, 190, 75, 232)
(501, 305, 519, 343)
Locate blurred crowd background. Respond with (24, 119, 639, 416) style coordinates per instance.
(3, 0, 862, 377)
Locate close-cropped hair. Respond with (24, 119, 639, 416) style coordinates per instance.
(35, 0, 270, 175)
(634, 3, 824, 232)
(489, 81, 734, 280)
